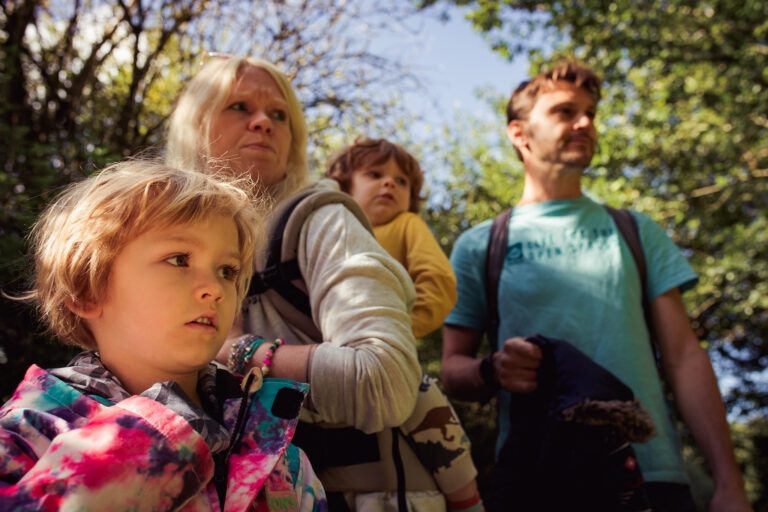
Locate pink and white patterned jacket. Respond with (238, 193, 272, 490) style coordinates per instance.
(0, 352, 326, 511)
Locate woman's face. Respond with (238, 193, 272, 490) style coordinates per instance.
(208, 66, 292, 187)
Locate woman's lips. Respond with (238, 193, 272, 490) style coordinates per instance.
(243, 141, 274, 152)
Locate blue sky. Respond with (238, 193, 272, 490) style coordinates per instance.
(373, 7, 530, 127)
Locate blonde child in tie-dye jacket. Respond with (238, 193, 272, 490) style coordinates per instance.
(0, 161, 326, 511)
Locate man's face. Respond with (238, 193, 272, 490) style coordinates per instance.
(509, 80, 597, 172)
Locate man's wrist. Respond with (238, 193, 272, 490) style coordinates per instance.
(479, 354, 500, 392)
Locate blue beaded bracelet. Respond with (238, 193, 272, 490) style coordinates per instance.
(228, 334, 265, 375)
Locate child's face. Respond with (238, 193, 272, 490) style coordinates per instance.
(348, 158, 411, 226)
(86, 213, 242, 395)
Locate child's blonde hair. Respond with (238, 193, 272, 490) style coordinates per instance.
(166, 55, 308, 205)
(24, 159, 261, 349)
(325, 137, 425, 213)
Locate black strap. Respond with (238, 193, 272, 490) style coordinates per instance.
(484, 208, 512, 350)
(392, 428, 408, 512)
(604, 206, 658, 362)
(247, 190, 313, 317)
(291, 421, 381, 472)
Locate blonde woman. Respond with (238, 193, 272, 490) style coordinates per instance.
(166, 56, 451, 511)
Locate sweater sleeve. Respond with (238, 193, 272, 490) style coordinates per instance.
(300, 204, 421, 434)
(396, 213, 457, 338)
(0, 392, 212, 510)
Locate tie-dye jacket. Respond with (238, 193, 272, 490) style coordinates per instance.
(0, 352, 326, 511)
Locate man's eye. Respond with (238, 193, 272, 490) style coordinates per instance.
(218, 265, 240, 281)
(165, 254, 190, 267)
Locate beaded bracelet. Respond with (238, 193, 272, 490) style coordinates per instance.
(228, 334, 265, 376)
(260, 338, 285, 377)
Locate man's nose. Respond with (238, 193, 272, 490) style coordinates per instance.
(573, 112, 593, 131)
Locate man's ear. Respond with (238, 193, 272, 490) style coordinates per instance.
(507, 120, 527, 150)
(66, 299, 102, 319)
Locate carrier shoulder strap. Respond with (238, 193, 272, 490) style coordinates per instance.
(604, 206, 658, 361)
(484, 208, 512, 350)
(484, 205, 657, 361)
(246, 185, 373, 341)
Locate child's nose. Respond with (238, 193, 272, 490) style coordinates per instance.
(197, 273, 224, 303)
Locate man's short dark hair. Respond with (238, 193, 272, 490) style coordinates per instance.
(506, 61, 602, 124)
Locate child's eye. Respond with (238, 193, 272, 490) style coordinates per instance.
(366, 170, 382, 179)
(227, 102, 247, 112)
(218, 265, 240, 281)
(165, 254, 190, 267)
(396, 177, 408, 186)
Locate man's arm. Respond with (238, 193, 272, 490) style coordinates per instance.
(441, 324, 492, 401)
(442, 324, 542, 401)
(652, 287, 751, 512)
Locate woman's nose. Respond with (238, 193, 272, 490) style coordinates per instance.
(247, 110, 272, 133)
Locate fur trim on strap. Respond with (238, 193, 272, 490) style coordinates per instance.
(561, 398, 657, 443)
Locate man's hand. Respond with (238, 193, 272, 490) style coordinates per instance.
(493, 337, 542, 393)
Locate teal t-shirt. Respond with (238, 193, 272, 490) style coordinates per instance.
(446, 196, 698, 483)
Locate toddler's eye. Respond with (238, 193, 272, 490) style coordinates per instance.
(366, 170, 382, 179)
(219, 265, 240, 281)
(165, 254, 190, 267)
(227, 102, 247, 112)
(396, 177, 408, 186)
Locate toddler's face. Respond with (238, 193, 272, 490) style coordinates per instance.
(85, 213, 242, 394)
(348, 158, 411, 227)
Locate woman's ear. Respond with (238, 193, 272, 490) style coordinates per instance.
(66, 299, 102, 319)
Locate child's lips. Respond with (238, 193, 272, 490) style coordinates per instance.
(187, 314, 218, 330)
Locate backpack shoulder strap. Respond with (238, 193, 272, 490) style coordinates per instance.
(247, 185, 372, 341)
(484, 208, 512, 350)
(604, 205, 659, 361)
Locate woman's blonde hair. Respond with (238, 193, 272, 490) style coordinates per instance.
(166, 56, 308, 204)
(23, 159, 261, 349)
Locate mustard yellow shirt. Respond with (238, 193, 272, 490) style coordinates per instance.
(374, 212, 457, 338)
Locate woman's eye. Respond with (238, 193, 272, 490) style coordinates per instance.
(218, 265, 240, 281)
(272, 109, 288, 122)
(165, 254, 190, 267)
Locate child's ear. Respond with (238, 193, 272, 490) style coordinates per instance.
(66, 299, 102, 319)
